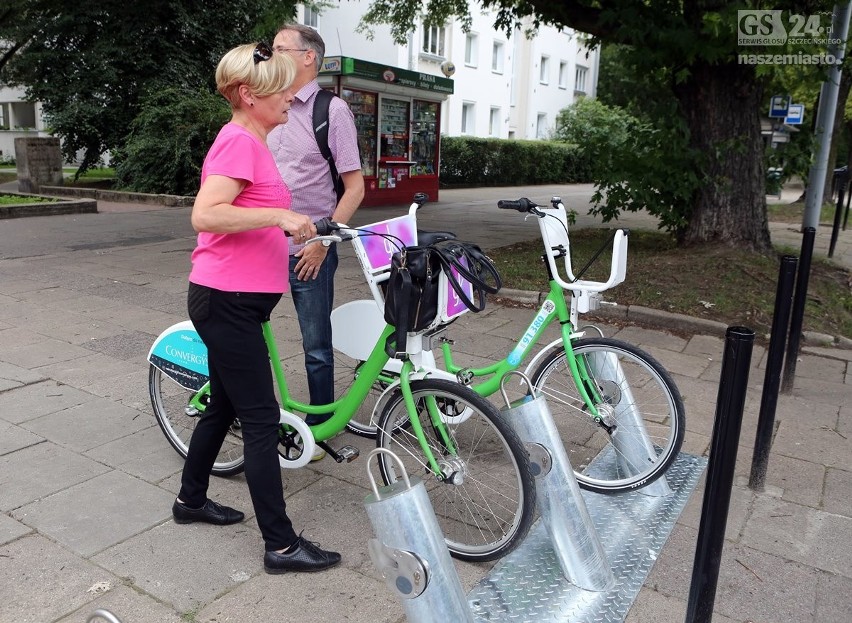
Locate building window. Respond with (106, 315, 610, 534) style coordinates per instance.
(536, 113, 548, 139)
(462, 102, 476, 134)
(489, 107, 501, 137)
(558, 61, 568, 89)
(422, 24, 446, 57)
(539, 55, 550, 84)
(492, 41, 504, 74)
(575, 65, 588, 93)
(303, 5, 319, 28)
(465, 33, 478, 67)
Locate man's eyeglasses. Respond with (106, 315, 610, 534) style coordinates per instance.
(253, 42, 274, 65)
(274, 47, 309, 54)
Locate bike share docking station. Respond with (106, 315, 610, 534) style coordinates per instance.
(364, 371, 706, 623)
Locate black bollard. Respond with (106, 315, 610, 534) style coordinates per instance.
(749, 256, 797, 491)
(829, 178, 847, 257)
(685, 326, 755, 623)
(781, 227, 815, 393)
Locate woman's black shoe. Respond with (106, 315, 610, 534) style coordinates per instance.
(172, 499, 245, 525)
(264, 536, 342, 574)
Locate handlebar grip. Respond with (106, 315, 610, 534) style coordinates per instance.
(497, 197, 537, 212)
(314, 217, 340, 236)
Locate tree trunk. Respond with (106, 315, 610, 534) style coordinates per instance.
(821, 71, 852, 203)
(675, 61, 773, 253)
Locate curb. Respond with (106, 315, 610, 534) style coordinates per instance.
(496, 288, 852, 353)
(0, 190, 97, 219)
(40, 185, 193, 207)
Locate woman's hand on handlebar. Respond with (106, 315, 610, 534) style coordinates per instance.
(278, 212, 316, 242)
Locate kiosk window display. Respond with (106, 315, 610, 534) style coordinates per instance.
(319, 57, 453, 206)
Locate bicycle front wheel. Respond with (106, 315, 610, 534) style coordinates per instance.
(374, 379, 535, 562)
(530, 338, 685, 494)
(148, 365, 245, 477)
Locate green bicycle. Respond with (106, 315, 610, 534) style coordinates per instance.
(148, 225, 535, 563)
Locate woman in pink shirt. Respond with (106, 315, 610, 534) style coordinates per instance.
(171, 42, 340, 574)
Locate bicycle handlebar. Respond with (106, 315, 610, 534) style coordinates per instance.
(497, 198, 544, 215)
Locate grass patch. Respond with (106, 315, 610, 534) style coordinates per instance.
(488, 228, 852, 339)
(767, 200, 836, 224)
(0, 171, 16, 184)
(0, 193, 59, 205)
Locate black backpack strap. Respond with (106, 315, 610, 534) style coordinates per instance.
(312, 89, 345, 202)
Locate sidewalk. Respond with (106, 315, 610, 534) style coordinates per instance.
(0, 185, 850, 622)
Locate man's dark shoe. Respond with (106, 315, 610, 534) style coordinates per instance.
(264, 536, 342, 574)
(172, 499, 244, 525)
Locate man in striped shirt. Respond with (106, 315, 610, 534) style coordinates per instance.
(268, 24, 365, 430)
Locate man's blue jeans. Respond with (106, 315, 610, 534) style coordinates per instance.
(289, 245, 337, 424)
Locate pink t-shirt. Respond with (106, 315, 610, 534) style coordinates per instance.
(190, 123, 292, 293)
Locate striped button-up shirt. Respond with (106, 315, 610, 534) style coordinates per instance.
(268, 80, 361, 255)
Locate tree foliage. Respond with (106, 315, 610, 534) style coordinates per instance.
(0, 1, 297, 175)
(361, 0, 836, 251)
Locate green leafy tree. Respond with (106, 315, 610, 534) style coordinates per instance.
(1, 1, 297, 176)
(361, 0, 834, 252)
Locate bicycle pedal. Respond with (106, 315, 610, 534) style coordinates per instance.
(324, 444, 360, 463)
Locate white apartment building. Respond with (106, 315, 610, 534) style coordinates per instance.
(302, 1, 599, 140)
(0, 85, 48, 162)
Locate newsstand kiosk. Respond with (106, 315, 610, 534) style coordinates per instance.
(317, 56, 453, 207)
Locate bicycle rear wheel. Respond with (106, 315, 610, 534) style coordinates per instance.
(148, 365, 245, 477)
(375, 379, 535, 562)
(530, 337, 684, 493)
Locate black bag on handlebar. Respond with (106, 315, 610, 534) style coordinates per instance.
(384, 246, 441, 358)
(383, 241, 502, 358)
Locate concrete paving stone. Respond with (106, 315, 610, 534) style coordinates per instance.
(0, 297, 46, 322)
(814, 569, 852, 623)
(0, 326, 50, 350)
(91, 519, 264, 614)
(0, 277, 45, 295)
(31, 317, 129, 345)
(647, 523, 819, 623)
(56, 583, 186, 623)
(610, 325, 689, 353)
(0, 534, 119, 623)
(84, 425, 185, 483)
(748, 452, 825, 508)
(14, 285, 109, 310)
(624, 587, 739, 623)
(82, 329, 159, 360)
(0, 441, 110, 511)
(680, 430, 711, 457)
(12, 469, 174, 557)
(2, 336, 93, 369)
(80, 369, 156, 411)
(80, 305, 186, 336)
(789, 352, 847, 382)
(772, 393, 838, 428)
(0, 419, 44, 456)
(35, 351, 145, 389)
(823, 467, 852, 516)
(22, 397, 150, 453)
(84, 281, 182, 310)
(0, 360, 46, 392)
(741, 495, 852, 577)
(782, 374, 852, 407)
(1, 304, 92, 331)
(771, 410, 850, 470)
(676, 480, 752, 541)
(0, 511, 32, 545)
(0, 379, 95, 424)
(683, 333, 726, 357)
(648, 348, 715, 382)
(835, 404, 851, 436)
(196, 566, 405, 623)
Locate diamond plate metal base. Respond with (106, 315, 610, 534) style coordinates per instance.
(468, 452, 707, 622)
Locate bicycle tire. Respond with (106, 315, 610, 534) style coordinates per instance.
(374, 379, 535, 562)
(148, 365, 245, 477)
(530, 337, 685, 493)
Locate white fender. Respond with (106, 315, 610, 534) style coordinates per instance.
(277, 409, 315, 469)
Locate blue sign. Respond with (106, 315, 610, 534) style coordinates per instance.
(785, 103, 804, 125)
(769, 95, 790, 118)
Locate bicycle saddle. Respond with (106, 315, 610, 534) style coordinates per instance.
(418, 230, 457, 245)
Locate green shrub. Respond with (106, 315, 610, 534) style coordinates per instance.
(114, 86, 230, 196)
(439, 136, 591, 187)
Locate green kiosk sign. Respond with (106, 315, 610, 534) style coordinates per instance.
(319, 56, 454, 95)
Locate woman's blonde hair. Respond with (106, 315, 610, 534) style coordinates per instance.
(216, 43, 296, 109)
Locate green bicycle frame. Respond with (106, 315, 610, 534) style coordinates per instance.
(441, 280, 603, 419)
(188, 320, 451, 476)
